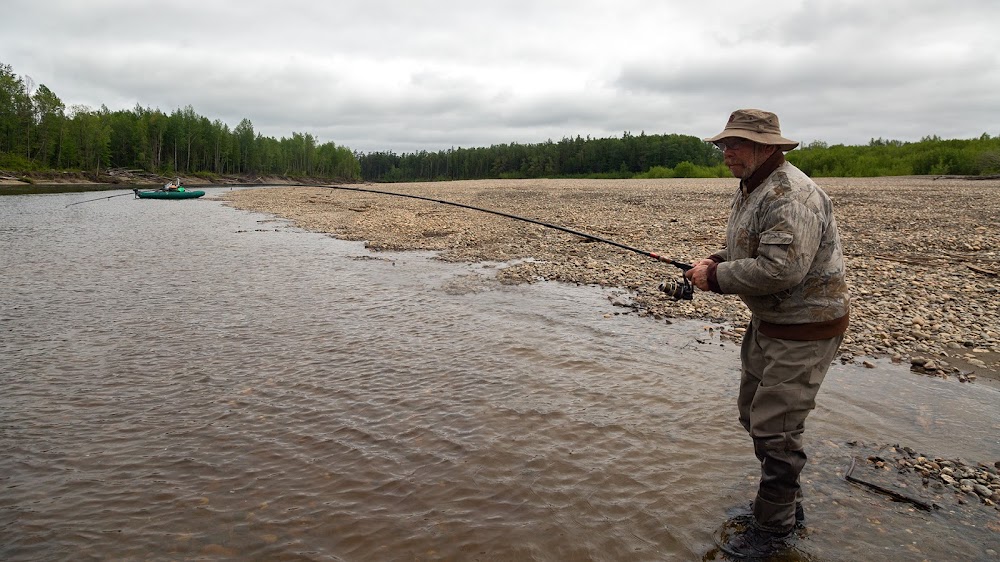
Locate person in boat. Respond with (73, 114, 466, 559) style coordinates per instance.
(685, 109, 850, 559)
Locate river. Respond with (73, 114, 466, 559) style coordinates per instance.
(2, 188, 997, 561)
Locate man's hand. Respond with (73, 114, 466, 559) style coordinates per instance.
(685, 258, 716, 291)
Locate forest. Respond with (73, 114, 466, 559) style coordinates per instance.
(0, 62, 361, 182)
(3, 60, 999, 184)
(358, 132, 727, 182)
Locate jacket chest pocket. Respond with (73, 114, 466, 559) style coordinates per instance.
(749, 230, 793, 258)
(759, 231, 794, 246)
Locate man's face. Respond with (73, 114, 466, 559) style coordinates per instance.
(715, 137, 775, 179)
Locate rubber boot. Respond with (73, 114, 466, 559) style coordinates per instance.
(727, 501, 805, 528)
(719, 520, 793, 559)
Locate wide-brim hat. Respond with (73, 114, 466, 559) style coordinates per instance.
(704, 108, 799, 151)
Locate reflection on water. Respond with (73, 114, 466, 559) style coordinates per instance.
(2, 189, 998, 561)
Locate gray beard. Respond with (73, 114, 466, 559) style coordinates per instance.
(741, 146, 775, 179)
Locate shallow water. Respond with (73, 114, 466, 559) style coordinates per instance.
(2, 189, 998, 561)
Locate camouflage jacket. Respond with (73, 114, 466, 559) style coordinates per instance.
(707, 153, 850, 339)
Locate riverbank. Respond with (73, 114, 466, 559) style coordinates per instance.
(221, 177, 1000, 383)
(0, 168, 333, 193)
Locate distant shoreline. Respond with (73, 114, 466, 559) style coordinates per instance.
(0, 169, 342, 194)
(4, 168, 998, 194)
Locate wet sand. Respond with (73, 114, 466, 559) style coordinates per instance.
(222, 176, 1000, 383)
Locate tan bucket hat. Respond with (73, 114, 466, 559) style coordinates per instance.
(704, 109, 799, 151)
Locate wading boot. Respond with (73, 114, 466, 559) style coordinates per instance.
(726, 502, 805, 528)
(718, 521, 794, 559)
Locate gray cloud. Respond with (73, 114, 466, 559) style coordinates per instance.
(4, 0, 998, 153)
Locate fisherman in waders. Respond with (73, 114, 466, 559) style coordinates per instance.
(686, 109, 850, 559)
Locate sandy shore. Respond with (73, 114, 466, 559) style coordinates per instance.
(221, 177, 1000, 382)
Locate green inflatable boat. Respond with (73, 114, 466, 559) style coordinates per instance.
(133, 188, 205, 200)
(133, 179, 205, 200)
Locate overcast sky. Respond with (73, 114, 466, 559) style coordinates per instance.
(4, 0, 998, 154)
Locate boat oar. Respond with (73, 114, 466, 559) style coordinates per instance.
(65, 191, 135, 208)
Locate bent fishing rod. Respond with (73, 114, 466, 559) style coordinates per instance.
(65, 191, 134, 207)
(312, 184, 694, 300)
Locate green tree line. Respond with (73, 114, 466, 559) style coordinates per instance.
(357, 131, 727, 182)
(786, 136, 1000, 177)
(359, 132, 1000, 183)
(4, 60, 999, 184)
(0, 62, 360, 180)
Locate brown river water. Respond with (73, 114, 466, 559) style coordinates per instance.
(2, 188, 998, 561)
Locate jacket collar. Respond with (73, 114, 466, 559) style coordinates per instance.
(740, 151, 786, 195)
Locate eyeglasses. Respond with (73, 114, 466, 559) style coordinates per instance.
(714, 138, 750, 151)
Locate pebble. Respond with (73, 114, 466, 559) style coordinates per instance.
(871, 444, 1000, 510)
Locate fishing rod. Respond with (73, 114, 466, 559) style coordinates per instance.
(313, 184, 694, 300)
(65, 191, 134, 208)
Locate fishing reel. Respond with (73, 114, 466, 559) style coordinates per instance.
(658, 276, 694, 301)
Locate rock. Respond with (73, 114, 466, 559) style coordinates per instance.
(974, 483, 993, 498)
(609, 294, 633, 307)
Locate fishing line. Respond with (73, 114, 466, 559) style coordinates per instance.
(313, 184, 694, 300)
(65, 191, 134, 207)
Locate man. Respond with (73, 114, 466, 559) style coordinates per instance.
(686, 109, 850, 559)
